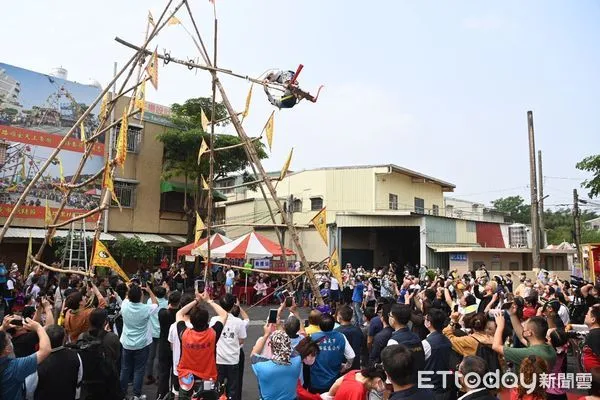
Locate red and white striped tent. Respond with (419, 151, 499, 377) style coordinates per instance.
(210, 231, 295, 259)
(177, 233, 231, 258)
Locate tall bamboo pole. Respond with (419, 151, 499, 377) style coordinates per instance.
(182, 1, 322, 305)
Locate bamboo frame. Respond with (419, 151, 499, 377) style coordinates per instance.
(204, 261, 305, 275)
(211, 137, 261, 152)
(30, 256, 92, 277)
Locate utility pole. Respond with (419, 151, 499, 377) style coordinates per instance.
(287, 194, 294, 251)
(527, 111, 540, 271)
(574, 189, 585, 280)
(538, 150, 546, 248)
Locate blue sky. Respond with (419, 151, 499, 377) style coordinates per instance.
(3, 1, 599, 209)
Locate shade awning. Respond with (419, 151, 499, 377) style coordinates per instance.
(3, 228, 116, 241)
(210, 231, 295, 259)
(119, 233, 172, 243)
(160, 180, 227, 202)
(177, 233, 232, 257)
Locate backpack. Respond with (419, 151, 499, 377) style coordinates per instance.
(474, 338, 502, 373)
(66, 332, 120, 400)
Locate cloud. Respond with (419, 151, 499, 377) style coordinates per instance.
(462, 16, 503, 31)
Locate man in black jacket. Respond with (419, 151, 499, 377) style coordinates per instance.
(27, 324, 82, 400)
(157, 290, 181, 400)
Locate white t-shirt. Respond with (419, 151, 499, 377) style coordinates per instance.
(330, 277, 339, 291)
(6, 279, 14, 291)
(209, 314, 247, 365)
(168, 320, 193, 376)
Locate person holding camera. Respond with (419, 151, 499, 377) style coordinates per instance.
(0, 314, 52, 400)
(176, 288, 228, 400)
(120, 283, 159, 399)
(63, 281, 106, 343)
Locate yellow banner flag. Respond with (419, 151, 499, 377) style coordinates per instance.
(168, 16, 181, 25)
(145, 49, 159, 90)
(58, 157, 65, 183)
(24, 233, 32, 276)
(242, 84, 253, 119)
(115, 107, 129, 171)
(135, 80, 146, 122)
(327, 248, 342, 284)
(80, 122, 86, 142)
(44, 198, 52, 225)
(148, 11, 156, 28)
(201, 109, 209, 132)
(279, 147, 293, 181)
(311, 207, 328, 245)
(197, 138, 208, 165)
(91, 239, 130, 282)
(195, 212, 205, 243)
(265, 111, 274, 151)
(103, 161, 121, 210)
(201, 175, 209, 190)
(99, 94, 108, 121)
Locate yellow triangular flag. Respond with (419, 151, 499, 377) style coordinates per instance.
(80, 122, 86, 142)
(311, 207, 328, 246)
(168, 16, 181, 25)
(145, 49, 159, 90)
(200, 109, 209, 132)
(242, 84, 253, 119)
(57, 157, 65, 184)
(115, 107, 129, 171)
(103, 160, 121, 211)
(201, 175, 209, 190)
(197, 138, 208, 165)
(264, 111, 274, 151)
(195, 212, 205, 243)
(45, 198, 52, 225)
(327, 248, 342, 284)
(135, 80, 146, 122)
(148, 11, 156, 28)
(91, 239, 130, 282)
(279, 148, 293, 181)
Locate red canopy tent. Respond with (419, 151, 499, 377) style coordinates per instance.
(176, 233, 231, 258)
(210, 231, 295, 259)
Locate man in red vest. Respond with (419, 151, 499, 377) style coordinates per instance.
(176, 288, 228, 400)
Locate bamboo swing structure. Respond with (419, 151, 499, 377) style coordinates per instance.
(0, 0, 325, 305)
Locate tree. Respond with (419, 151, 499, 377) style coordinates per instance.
(491, 196, 531, 224)
(576, 155, 600, 198)
(110, 236, 158, 269)
(157, 97, 268, 242)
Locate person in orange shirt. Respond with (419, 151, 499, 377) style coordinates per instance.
(510, 356, 547, 400)
(63, 281, 106, 343)
(176, 288, 228, 400)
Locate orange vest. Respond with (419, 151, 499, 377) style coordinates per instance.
(177, 327, 218, 381)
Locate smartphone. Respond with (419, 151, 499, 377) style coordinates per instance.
(268, 309, 278, 324)
(195, 280, 205, 293)
(453, 305, 459, 312)
(285, 296, 293, 307)
(11, 319, 23, 327)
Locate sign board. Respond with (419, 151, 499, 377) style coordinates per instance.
(0, 62, 103, 222)
(253, 258, 271, 269)
(450, 253, 467, 262)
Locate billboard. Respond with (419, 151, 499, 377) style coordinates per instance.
(0, 62, 104, 223)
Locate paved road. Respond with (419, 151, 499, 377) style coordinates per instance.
(141, 305, 309, 400)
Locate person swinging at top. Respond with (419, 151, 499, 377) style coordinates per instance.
(263, 70, 299, 109)
(263, 67, 323, 109)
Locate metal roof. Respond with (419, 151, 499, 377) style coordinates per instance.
(3, 228, 116, 241)
(119, 233, 172, 243)
(431, 246, 576, 254)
